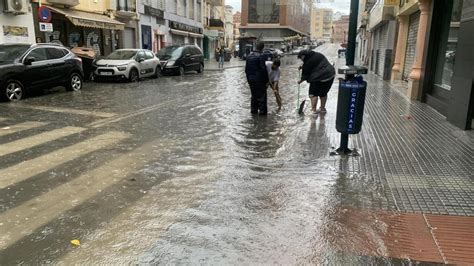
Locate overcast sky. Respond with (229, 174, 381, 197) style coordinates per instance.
(226, 0, 350, 14)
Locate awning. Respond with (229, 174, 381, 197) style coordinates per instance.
(170, 29, 189, 37)
(48, 6, 124, 31)
(189, 32, 203, 38)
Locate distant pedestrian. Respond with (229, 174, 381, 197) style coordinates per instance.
(265, 58, 282, 109)
(297, 49, 335, 114)
(245, 42, 270, 115)
(218, 46, 225, 69)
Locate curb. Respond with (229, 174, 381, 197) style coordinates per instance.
(204, 65, 245, 71)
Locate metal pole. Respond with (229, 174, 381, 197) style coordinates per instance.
(337, 0, 359, 155)
(346, 0, 359, 66)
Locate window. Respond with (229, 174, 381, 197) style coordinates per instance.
(47, 48, 66, 59)
(136, 51, 145, 61)
(248, 0, 279, 23)
(434, 0, 463, 90)
(145, 51, 154, 59)
(27, 48, 48, 62)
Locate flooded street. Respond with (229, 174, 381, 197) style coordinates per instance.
(1, 44, 471, 264)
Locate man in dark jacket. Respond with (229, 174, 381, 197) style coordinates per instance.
(298, 50, 335, 114)
(245, 42, 271, 115)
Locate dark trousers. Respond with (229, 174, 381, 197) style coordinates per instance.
(249, 81, 267, 114)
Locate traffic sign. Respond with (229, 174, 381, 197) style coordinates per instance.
(38, 6, 52, 23)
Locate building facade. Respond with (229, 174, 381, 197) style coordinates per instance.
(30, 0, 125, 56)
(0, 0, 36, 44)
(224, 5, 234, 48)
(367, 0, 397, 80)
(233, 11, 241, 43)
(164, 0, 204, 48)
(240, 0, 312, 48)
(203, 0, 225, 60)
(311, 8, 333, 42)
(332, 15, 349, 44)
(358, 0, 473, 130)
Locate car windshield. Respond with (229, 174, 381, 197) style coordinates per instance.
(0, 45, 29, 62)
(157, 46, 183, 60)
(105, 50, 137, 60)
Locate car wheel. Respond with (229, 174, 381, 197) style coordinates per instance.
(178, 65, 185, 76)
(197, 63, 204, 74)
(66, 72, 83, 91)
(129, 68, 139, 82)
(3, 80, 24, 102)
(153, 66, 161, 79)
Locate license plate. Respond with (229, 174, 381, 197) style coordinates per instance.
(101, 72, 112, 76)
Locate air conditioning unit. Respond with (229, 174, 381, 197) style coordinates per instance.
(3, 0, 28, 14)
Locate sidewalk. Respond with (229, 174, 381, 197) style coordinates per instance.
(301, 68, 474, 263)
(204, 58, 245, 71)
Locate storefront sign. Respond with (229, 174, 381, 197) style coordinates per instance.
(169, 21, 203, 34)
(38, 6, 52, 23)
(39, 22, 53, 32)
(144, 5, 164, 19)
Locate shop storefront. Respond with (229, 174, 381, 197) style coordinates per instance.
(423, 0, 473, 129)
(168, 20, 203, 47)
(32, 5, 124, 56)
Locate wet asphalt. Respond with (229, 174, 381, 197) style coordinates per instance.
(0, 45, 412, 264)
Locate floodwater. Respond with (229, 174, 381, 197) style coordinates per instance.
(0, 44, 400, 264)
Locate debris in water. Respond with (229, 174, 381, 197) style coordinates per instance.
(70, 239, 81, 246)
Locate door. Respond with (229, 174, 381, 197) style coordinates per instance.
(182, 47, 193, 71)
(124, 28, 136, 49)
(403, 11, 420, 81)
(144, 50, 157, 76)
(425, 0, 463, 115)
(23, 47, 51, 88)
(46, 47, 68, 84)
(135, 51, 147, 76)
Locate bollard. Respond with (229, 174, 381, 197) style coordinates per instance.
(333, 66, 368, 155)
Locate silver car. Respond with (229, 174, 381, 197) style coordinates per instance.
(93, 49, 160, 82)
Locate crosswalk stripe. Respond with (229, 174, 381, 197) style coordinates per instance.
(0, 121, 47, 137)
(0, 139, 158, 250)
(0, 126, 85, 157)
(0, 131, 130, 189)
(12, 105, 116, 118)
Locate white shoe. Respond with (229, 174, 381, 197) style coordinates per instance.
(314, 108, 327, 114)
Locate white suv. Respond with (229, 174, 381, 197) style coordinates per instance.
(93, 49, 160, 82)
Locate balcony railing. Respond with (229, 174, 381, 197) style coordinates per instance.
(209, 18, 224, 28)
(117, 0, 136, 13)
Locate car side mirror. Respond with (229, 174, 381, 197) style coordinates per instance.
(137, 58, 145, 63)
(24, 57, 35, 65)
(185, 53, 191, 58)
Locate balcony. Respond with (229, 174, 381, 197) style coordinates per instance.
(209, 18, 224, 28)
(368, 0, 396, 30)
(47, 0, 79, 6)
(116, 0, 137, 18)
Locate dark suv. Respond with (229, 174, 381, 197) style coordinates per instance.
(0, 43, 83, 101)
(157, 44, 204, 75)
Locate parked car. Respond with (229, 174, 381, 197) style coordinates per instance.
(0, 43, 83, 102)
(158, 44, 204, 75)
(93, 49, 160, 82)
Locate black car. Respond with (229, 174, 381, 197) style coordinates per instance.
(0, 43, 83, 101)
(158, 44, 204, 75)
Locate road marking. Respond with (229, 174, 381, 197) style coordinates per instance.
(0, 131, 129, 190)
(88, 99, 178, 128)
(12, 105, 116, 118)
(0, 121, 47, 137)
(0, 139, 158, 250)
(0, 126, 85, 157)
